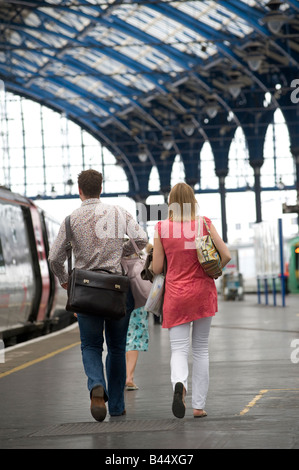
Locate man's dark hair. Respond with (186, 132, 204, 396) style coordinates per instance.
(78, 169, 103, 198)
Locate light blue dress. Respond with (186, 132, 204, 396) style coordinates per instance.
(126, 307, 149, 351)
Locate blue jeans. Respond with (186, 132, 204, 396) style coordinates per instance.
(77, 289, 133, 416)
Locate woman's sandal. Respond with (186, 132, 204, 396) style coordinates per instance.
(193, 410, 207, 418)
(125, 382, 139, 391)
(172, 382, 186, 419)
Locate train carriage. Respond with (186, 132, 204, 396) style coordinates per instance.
(0, 186, 72, 346)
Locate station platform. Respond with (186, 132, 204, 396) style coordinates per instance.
(0, 293, 299, 451)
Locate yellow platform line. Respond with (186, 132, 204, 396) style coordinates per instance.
(0, 341, 81, 379)
(239, 389, 269, 415)
(239, 388, 299, 416)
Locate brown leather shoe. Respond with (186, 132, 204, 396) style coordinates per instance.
(90, 385, 107, 422)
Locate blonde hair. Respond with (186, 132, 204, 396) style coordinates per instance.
(168, 182, 198, 221)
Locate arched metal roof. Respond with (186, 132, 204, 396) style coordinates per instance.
(1, 0, 299, 201)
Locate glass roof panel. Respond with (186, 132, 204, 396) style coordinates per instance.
(239, 0, 268, 9)
(0, 0, 297, 173)
(15, 50, 51, 68)
(24, 12, 42, 28)
(175, 0, 254, 38)
(35, 10, 77, 38)
(7, 31, 22, 47)
(23, 28, 68, 49)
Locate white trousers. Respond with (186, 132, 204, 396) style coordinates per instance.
(169, 316, 212, 409)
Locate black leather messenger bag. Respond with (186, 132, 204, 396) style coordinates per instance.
(65, 216, 129, 320)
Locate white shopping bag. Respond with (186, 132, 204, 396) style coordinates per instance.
(144, 273, 165, 317)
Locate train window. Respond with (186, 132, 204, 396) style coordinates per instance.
(0, 239, 5, 274)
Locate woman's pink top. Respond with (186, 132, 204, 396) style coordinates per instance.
(156, 217, 217, 328)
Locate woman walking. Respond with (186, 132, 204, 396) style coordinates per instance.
(152, 183, 231, 418)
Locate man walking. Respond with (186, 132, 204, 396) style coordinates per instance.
(49, 169, 147, 420)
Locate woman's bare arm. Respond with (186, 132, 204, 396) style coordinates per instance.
(152, 229, 165, 274)
(209, 223, 232, 268)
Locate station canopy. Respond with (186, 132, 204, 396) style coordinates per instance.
(1, 0, 299, 198)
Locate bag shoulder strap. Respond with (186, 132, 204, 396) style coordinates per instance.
(65, 212, 127, 277)
(197, 216, 212, 237)
(197, 216, 213, 240)
(202, 216, 211, 235)
(65, 215, 72, 275)
(117, 207, 140, 255)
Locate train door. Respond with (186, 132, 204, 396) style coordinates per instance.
(28, 205, 50, 322)
(38, 210, 57, 318)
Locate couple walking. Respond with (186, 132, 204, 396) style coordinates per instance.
(49, 170, 230, 420)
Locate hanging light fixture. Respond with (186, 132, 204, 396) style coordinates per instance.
(264, 13, 286, 33)
(277, 177, 285, 190)
(263, 0, 287, 34)
(247, 52, 264, 71)
(228, 82, 242, 98)
(138, 144, 148, 162)
(51, 186, 57, 198)
(162, 131, 174, 150)
(182, 115, 195, 136)
(66, 178, 74, 194)
(226, 70, 250, 98)
(240, 41, 264, 72)
(205, 102, 219, 119)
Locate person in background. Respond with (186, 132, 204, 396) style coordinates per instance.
(48, 169, 147, 421)
(152, 182, 231, 419)
(125, 243, 152, 390)
(125, 306, 149, 390)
